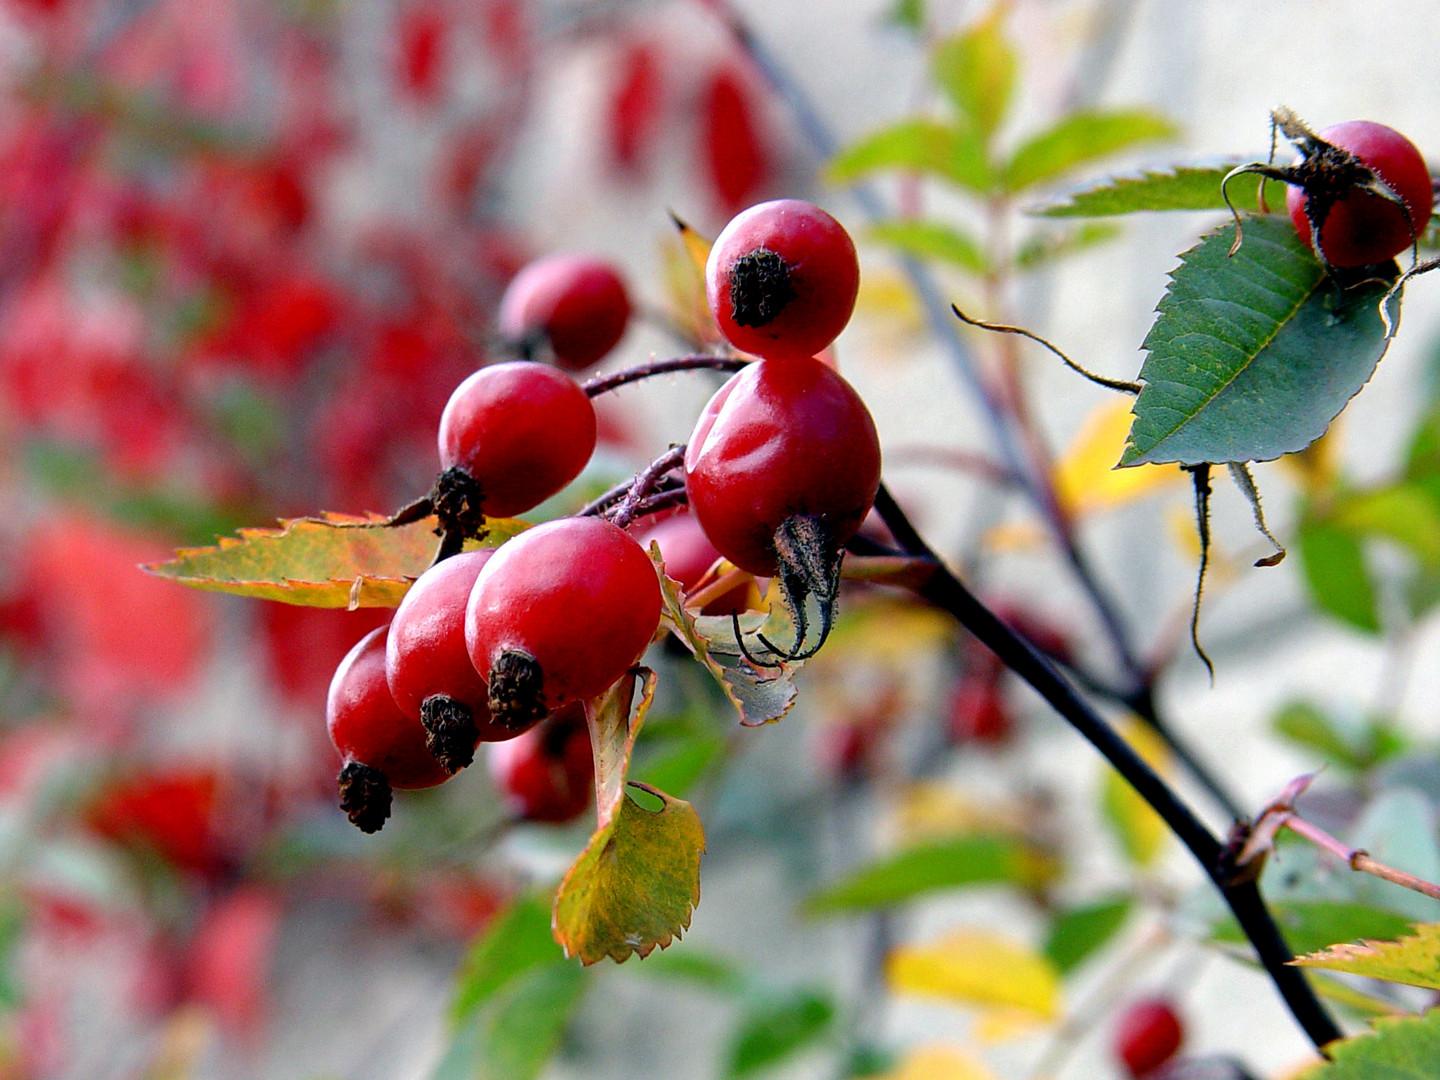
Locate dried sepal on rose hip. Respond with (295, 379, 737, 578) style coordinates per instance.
(464, 517, 662, 730)
(436, 360, 597, 523)
(1226, 109, 1434, 269)
(327, 625, 452, 833)
(498, 254, 632, 371)
(705, 199, 859, 361)
(684, 356, 881, 661)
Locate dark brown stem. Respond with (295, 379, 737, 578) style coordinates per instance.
(871, 484, 1342, 1054)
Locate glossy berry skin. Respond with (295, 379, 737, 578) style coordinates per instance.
(631, 510, 753, 616)
(386, 548, 529, 743)
(327, 626, 450, 790)
(1113, 998, 1184, 1078)
(488, 704, 593, 823)
(465, 517, 662, 715)
(498, 255, 631, 371)
(437, 361, 597, 518)
(1286, 121, 1433, 267)
(684, 357, 881, 576)
(706, 200, 859, 361)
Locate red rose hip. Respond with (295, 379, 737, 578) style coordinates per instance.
(465, 517, 662, 730)
(1285, 120, 1433, 268)
(328, 625, 452, 833)
(437, 361, 597, 518)
(488, 703, 593, 824)
(498, 254, 631, 371)
(1113, 997, 1184, 1078)
(706, 199, 859, 361)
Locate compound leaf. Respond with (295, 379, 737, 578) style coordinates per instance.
(804, 834, 1056, 915)
(1120, 215, 1399, 467)
(1296, 1008, 1440, 1079)
(828, 118, 991, 194)
(1002, 109, 1177, 195)
(1031, 162, 1262, 217)
(145, 513, 527, 608)
(1293, 924, 1440, 992)
(552, 671, 705, 964)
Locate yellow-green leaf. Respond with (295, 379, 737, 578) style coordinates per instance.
(828, 118, 992, 195)
(887, 929, 1061, 1019)
(1101, 719, 1171, 867)
(869, 219, 988, 276)
(657, 556, 802, 727)
(145, 512, 528, 608)
(1295, 1008, 1440, 1079)
(931, 5, 1016, 141)
(552, 671, 705, 964)
(1293, 924, 1440, 991)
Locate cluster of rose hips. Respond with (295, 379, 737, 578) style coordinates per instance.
(325, 198, 882, 832)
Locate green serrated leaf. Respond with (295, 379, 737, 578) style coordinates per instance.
(1297, 509, 1381, 632)
(803, 833, 1055, 915)
(827, 118, 991, 194)
(432, 962, 588, 1080)
(931, 7, 1016, 141)
(1293, 923, 1440, 992)
(145, 513, 529, 607)
(1031, 162, 1263, 217)
(868, 219, 988, 275)
(1014, 222, 1122, 270)
(1002, 109, 1178, 194)
(1296, 1006, 1440, 1079)
(552, 671, 705, 964)
(726, 989, 835, 1079)
(657, 562, 802, 727)
(450, 893, 560, 1024)
(1212, 901, 1414, 959)
(1121, 215, 1399, 467)
(1043, 896, 1131, 974)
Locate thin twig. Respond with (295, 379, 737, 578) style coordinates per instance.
(952, 306, 1142, 395)
(582, 354, 747, 397)
(606, 445, 687, 531)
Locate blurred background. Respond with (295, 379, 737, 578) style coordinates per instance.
(1, 1, 1439, 1078)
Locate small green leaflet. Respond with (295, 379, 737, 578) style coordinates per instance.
(1032, 162, 1264, 217)
(725, 989, 836, 1079)
(1297, 1008, 1440, 1079)
(552, 671, 705, 965)
(1121, 214, 1399, 467)
(145, 512, 528, 607)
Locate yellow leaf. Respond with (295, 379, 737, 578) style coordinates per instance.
(887, 929, 1061, 1020)
(875, 1044, 998, 1080)
(855, 273, 927, 341)
(892, 783, 1030, 845)
(1101, 718, 1171, 867)
(1056, 399, 1185, 516)
(972, 1006, 1046, 1042)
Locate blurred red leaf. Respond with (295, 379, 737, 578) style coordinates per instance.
(87, 766, 229, 875)
(700, 62, 770, 215)
(187, 885, 282, 1041)
(607, 38, 664, 176)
